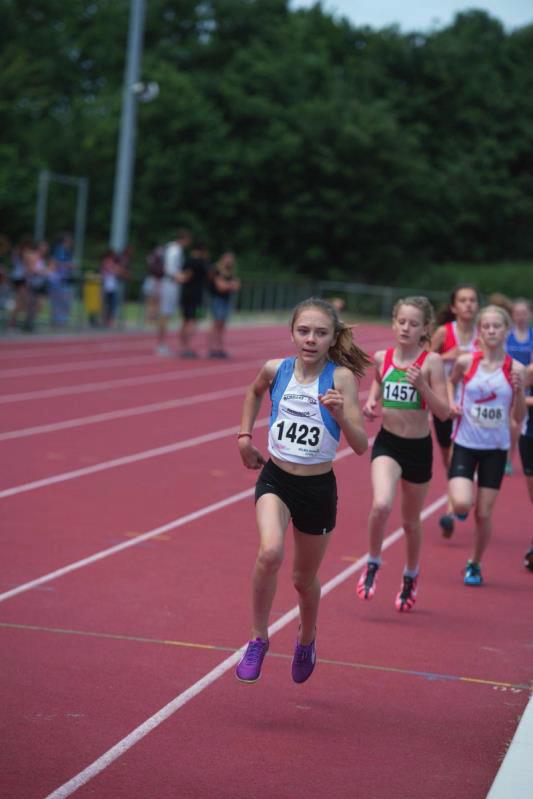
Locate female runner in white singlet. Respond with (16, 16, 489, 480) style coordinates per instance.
(448, 305, 527, 586)
(235, 298, 370, 685)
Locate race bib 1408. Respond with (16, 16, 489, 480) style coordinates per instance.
(469, 405, 504, 428)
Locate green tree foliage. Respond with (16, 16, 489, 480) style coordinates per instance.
(1, 0, 532, 281)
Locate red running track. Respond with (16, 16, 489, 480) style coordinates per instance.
(0, 323, 531, 799)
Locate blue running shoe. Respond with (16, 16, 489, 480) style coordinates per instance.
(235, 637, 269, 683)
(464, 561, 483, 586)
(439, 514, 454, 539)
(291, 637, 316, 684)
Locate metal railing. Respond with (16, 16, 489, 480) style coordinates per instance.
(0, 275, 450, 335)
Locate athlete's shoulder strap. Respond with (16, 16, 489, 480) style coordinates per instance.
(269, 357, 295, 417)
(270, 356, 294, 393)
(381, 348, 394, 378)
(442, 322, 456, 353)
(318, 361, 340, 441)
(414, 350, 430, 367)
(502, 354, 513, 387)
(318, 359, 336, 394)
(463, 350, 483, 383)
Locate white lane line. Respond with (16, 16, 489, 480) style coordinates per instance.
(0, 487, 254, 603)
(0, 386, 369, 497)
(43, 490, 447, 799)
(0, 330, 292, 362)
(0, 336, 289, 379)
(0, 443, 361, 603)
(0, 333, 389, 406)
(0, 359, 264, 405)
(0, 389, 369, 496)
(0, 322, 289, 352)
(486, 694, 533, 799)
(0, 419, 266, 500)
(0, 385, 249, 442)
(2, 354, 166, 378)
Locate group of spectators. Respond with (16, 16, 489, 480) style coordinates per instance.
(143, 228, 241, 359)
(0, 233, 77, 331)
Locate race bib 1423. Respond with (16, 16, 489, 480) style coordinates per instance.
(272, 419, 324, 456)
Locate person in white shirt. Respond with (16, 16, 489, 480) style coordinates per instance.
(447, 305, 526, 586)
(156, 228, 192, 355)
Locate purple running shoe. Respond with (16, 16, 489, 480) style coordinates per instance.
(235, 637, 269, 683)
(291, 637, 316, 684)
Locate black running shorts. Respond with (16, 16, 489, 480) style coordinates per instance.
(448, 443, 507, 489)
(433, 415, 453, 450)
(519, 435, 533, 477)
(371, 427, 433, 484)
(255, 459, 337, 535)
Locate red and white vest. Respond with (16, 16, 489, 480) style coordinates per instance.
(453, 352, 513, 451)
(440, 321, 479, 377)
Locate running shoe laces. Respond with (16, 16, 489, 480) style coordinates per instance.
(357, 562, 379, 600)
(235, 638, 269, 683)
(291, 638, 316, 684)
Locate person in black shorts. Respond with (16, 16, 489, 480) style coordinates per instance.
(178, 240, 210, 358)
(235, 298, 370, 685)
(360, 297, 449, 611)
(430, 284, 480, 537)
(447, 306, 527, 586)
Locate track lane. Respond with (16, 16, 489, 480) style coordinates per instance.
(1, 471, 530, 799)
(2, 322, 530, 799)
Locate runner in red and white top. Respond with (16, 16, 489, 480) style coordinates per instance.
(431, 284, 480, 537)
(360, 297, 449, 612)
(447, 305, 526, 587)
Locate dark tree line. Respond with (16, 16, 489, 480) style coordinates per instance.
(1, 0, 533, 281)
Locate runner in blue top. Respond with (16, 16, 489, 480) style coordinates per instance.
(505, 299, 533, 475)
(235, 298, 370, 685)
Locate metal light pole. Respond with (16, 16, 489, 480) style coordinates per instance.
(109, 0, 146, 253)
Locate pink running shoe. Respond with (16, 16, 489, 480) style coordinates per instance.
(395, 575, 418, 612)
(235, 637, 269, 683)
(356, 562, 380, 600)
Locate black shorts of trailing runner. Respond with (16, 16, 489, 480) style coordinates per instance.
(180, 299, 201, 321)
(448, 443, 507, 489)
(433, 415, 453, 449)
(371, 427, 433, 484)
(255, 458, 337, 535)
(519, 435, 533, 477)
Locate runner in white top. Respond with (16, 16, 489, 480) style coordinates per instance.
(448, 305, 526, 586)
(235, 298, 370, 685)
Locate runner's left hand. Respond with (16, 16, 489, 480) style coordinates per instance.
(319, 389, 344, 420)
